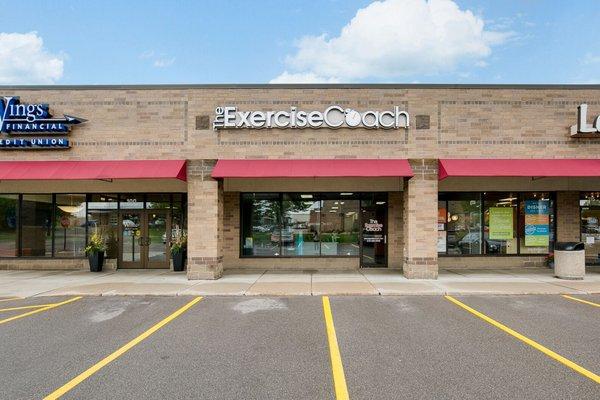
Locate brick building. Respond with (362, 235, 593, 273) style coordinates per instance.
(0, 84, 599, 279)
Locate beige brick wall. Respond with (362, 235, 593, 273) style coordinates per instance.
(439, 256, 546, 269)
(186, 160, 223, 279)
(556, 191, 581, 242)
(1, 85, 599, 273)
(403, 159, 438, 278)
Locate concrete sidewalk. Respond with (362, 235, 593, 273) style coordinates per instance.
(0, 267, 599, 297)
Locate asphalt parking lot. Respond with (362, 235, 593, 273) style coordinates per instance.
(0, 295, 598, 399)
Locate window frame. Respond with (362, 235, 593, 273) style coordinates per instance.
(239, 192, 367, 259)
(438, 191, 556, 257)
(0, 192, 187, 260)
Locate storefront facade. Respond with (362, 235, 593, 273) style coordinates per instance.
(0, 84, 599, 279)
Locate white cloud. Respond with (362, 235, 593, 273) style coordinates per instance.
(0, 32, 64, 84)
(269, 71, 340, 84)
(140, 50, 175, 68)
(153, 57, 175, 68)
(582, 53, 600, 65)
(271, 0, 512, 83)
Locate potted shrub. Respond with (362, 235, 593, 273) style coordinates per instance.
(170, 230, 187, 272)
(545, 252, 554, 268)
(85, 231, 106, 272)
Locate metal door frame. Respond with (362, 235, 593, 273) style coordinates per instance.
(359, 196, 388, 268)
(118, 210, 171, 269)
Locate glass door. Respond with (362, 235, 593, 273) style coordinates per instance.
(120, 211, 171, 269)
(146, 211, 171, 269)
(360, 194, 387, 267)
(120, 211, 143, 269)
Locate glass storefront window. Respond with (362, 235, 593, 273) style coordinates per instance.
(240, 193, 363, 258)
(54, 194, 86, 258)
(241, 193, 281, 256)
(87, 195, 119, 259)
(146, 194, 171, 209)
(21, 195, 53, 257)
(87, 194, 118, 210)
(281, 194, 320, 256)
(447, 194, 482, 255)
(0, 195, 19, 257)
(321, 194, 360, 256)
(119, 194, 144, 210)
(484, 192, 518, 254)
(519, 193, 554, 254)
(580, 192, 600, 264)
(439, 192, 554, 256)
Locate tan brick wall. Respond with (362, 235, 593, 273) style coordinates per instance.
(556, 191, 581, 242)
(0, 86, 598, 162)
(439, 256, 546, 269)
(0, 258, 87, 270)
(186, 160, 223, 279)
(403, 159, 438, 278)
(1, 86, 599, 273)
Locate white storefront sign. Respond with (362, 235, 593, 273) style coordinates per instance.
(571, 103, 600, 136)
(213, 105, 409, 130)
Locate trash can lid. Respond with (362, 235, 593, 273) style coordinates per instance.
(555, 242, 585, 251)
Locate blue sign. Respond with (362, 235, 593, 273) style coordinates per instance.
(0, 96, 84, 150)
(524, 199, 550, 246)
(0, 96, 85, 134)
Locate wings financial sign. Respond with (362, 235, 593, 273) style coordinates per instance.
(0, 96, 86, 149)
(213, 106, 409, 130)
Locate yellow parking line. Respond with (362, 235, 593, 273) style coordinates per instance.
(322, 296, 350, 400)
(0, 297, 82, 326)
(445, 295, 600, 384)
(0, 303, 57, 312)
(0, 297, 23, 303)
(562, 295, 600, 308)
(44, 296, 203, 400)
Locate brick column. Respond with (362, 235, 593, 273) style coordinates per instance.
(186, 160, 224, 280)
(556, 191, 580, 242)
(402, 159, 438, 279)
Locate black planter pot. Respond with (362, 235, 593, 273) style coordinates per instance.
(88, 251, 105, 272)
(172, 250, 186, 272)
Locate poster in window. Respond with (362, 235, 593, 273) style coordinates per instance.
(489, 207, 513, 240)
(437, 230, 446, 253)
(524, 200, 550, 247)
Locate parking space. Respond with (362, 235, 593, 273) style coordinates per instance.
(330, 296, 598, 399)
(61, 297, 332, 400)
(0, 296, 193, 399)
(0, 295, 597, 399)
(448, 295, 600, 374)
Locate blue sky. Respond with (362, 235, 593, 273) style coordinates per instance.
(0, 0, 599, 84)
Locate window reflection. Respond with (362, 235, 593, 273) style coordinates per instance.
(241, 193, 280, 256)
(0, 195, 18, 257)
(55, 194, 87, 257)
(21, 195, 53, 257)
(484, 193, 518, 254)
(282, 194, 320, 256)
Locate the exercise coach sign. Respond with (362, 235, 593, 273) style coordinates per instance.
(0, 96, 85, 149)
(213, 105, 409, 130)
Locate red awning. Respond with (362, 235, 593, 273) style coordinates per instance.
(211, 159, 413, 178)
(439, 159, 600, 180)
(0, 160, 187, 181)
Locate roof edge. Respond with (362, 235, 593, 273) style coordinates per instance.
(0, 83, 599, 91)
